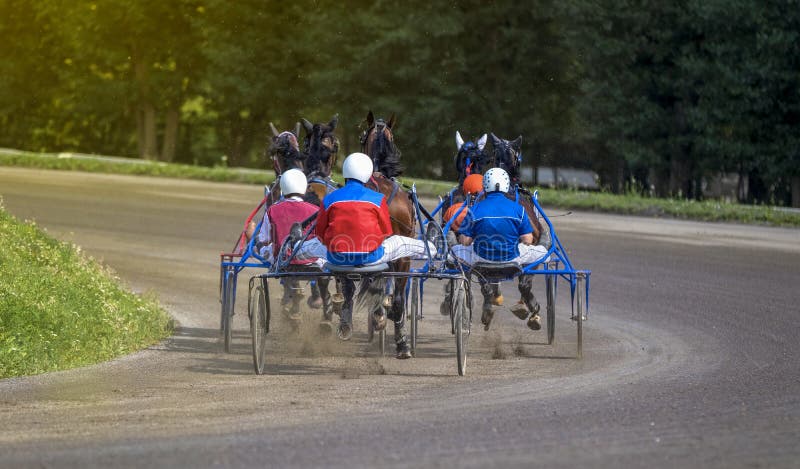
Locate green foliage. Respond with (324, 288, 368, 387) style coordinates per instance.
(569, 0, 800, 203)
(0, 205, 173, 378)
(1, 1, 798, 204)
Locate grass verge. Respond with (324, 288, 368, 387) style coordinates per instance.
(2, 149, 798, 227)
(0, 204, 173, 378)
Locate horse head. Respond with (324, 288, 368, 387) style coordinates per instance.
(361, 110, 402, 178)
(268, 122, 305, 175)
(489, 133, 523, 184)
(300, 115, 340, 180)
(454, 131, 489, 183)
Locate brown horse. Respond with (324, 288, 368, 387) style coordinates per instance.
(360, 110, 416, 349)
(261, 122, 335, 320)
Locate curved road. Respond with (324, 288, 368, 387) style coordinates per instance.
(1, 168, 798, 468)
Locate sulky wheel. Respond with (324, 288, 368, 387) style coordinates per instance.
(409, 277, 421, 356)
(546, 271, 556, 346)
(250, 278, 270, 374)
(221, 269, 235, 353)
(452, 278, 469, 376)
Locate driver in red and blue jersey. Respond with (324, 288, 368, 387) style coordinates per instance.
(295, 152, 436, 358)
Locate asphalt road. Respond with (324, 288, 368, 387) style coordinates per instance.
(1, 167, 799, 468)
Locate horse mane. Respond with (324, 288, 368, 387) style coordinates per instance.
(369, 125, 403, 178)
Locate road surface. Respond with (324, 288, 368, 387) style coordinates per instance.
(1, 167, 798, 468)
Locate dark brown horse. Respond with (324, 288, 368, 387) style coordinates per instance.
(484, 132, 551, 316)
(300, 115, 340, 204)
(360, 110, 416, 349)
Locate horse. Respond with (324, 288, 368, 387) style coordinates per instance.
(454, 131, 491, 184)
(357, 110, 417, 349)
(260, 122, 335, 324)
(300, 115, 340, 204)
(482, 132, 551, 316)
(295, 115, 343, 316)
(264, 122, 305, 204)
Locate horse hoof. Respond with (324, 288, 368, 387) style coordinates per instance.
(372, 312, 387, 332)
(318, 321, 333, 337)
(337, 323, 352, 341)
(396, 341, 412, 359)
(510, 301, 530, 320)
(307, 295, 323, 309)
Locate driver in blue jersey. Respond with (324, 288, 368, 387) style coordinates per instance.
(451, 168, 548, 330)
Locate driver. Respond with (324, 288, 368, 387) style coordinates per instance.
(253, 169, 332, 321)
(451, 168, 548, 330)
(295, 152, 437, 358)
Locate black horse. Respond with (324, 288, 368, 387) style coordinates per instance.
(294, 115, 342, 319)
(482, 133, 550, 326)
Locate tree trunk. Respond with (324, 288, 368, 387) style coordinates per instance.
(792, 176, 800, 208)
(161, 107, 180, 162)
(142, 102, 158, 160)
(132, 48, 157, 160)
(136, 107, 146, 158)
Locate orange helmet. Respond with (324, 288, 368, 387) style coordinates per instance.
(443, 202, 468, 231)
(463, 173, 484, 195)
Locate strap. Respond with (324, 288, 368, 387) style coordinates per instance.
(386, 178, 401, 206)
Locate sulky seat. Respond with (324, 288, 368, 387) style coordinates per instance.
(325, 263, 390, 273)
(470, 262, 523, 282)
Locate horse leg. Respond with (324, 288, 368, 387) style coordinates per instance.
(516, 275, 541, 330)
(318, 278, 332, 321)
(480, 282, 498, 330)
(307, 282, 323, 309)
(337, 277, 356, 340)
(390, 260, 412, 359)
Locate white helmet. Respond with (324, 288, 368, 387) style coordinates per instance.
(483, 167, 510, 193)
(342, 152, 373, 183)
(279, 168, 307, 196)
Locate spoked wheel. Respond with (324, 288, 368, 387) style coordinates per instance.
(409, 278, 421, 356)
(250, 278, 270, 374)
(221, 269, 235, 353)
(452, 278, 469, 376)
(546, 272, 556, 345)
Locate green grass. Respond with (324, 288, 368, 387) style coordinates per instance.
(2, 149, 799, 227)
(0, 204, 173, 378)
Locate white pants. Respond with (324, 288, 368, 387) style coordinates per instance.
(450, 243, 548, 266)
(262, 243, 326, 268)
(296, 236, 436, 265)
